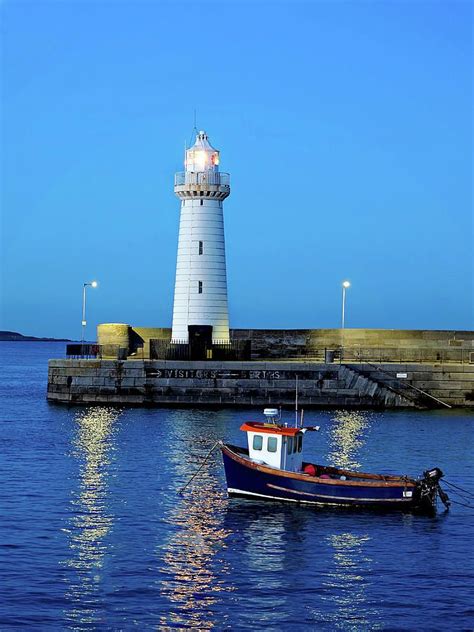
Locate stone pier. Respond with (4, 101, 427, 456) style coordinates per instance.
(47, 359, 474, 408)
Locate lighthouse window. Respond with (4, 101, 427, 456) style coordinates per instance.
(252, 435, 263, 451)
(198, 281, 203, 294)
(198, 241, 203, 255)
(267, 437, 278, 453)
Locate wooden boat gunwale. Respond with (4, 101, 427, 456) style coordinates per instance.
(221, 442, 418, 490)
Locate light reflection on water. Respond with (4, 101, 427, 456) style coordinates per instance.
(243, 510, 286, 574)
(229, 506, 291, 624)
(328, 411, 371, 470)
(158, 410, 233, 629)
(320, 531, 381, 630)
(62, 407, 121, 630)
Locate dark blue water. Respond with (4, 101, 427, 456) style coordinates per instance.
(1, 342, 473, 630)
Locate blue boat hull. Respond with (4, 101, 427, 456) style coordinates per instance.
(221, 443, 437, 512)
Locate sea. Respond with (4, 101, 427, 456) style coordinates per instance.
(1, 342, 473, 630)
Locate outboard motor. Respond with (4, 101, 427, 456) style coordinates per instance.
(424, 467, 444, 483)
(418, 467, 450, 510)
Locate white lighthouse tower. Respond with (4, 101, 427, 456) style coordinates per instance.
(171, 131, 231, 343)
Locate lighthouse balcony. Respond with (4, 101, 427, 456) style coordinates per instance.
(174, 172, 230, 199)
(175, 171, 230, 187)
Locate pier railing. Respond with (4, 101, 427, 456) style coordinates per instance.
(337, 346, 473, 364)
(266, 346, 474, 364)
(66, 344, 99, 359)
(65, 343, 472, 364)
(150, 339, 251, 361)
(66, 344, 128, 360)
(150, 340, 190, 361)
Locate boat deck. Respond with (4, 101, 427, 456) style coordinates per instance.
(227, 444, 417, 486)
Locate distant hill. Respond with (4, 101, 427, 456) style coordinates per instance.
(0, 330, 72, 342)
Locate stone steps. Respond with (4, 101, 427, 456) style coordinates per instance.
(339, 365, 418, 408)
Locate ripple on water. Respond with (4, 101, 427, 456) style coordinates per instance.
(0, 343, 473, 630)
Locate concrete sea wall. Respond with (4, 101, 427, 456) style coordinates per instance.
(47, 359, 474, 408)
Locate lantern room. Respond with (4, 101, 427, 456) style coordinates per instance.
(185, 130, 220, 173)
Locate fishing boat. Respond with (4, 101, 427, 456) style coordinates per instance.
(220, 409, 450, 513)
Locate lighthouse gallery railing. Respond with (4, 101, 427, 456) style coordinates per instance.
(174, 172, 230, 187)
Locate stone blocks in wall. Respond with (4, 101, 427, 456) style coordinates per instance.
(96, 323, 474, 362)
(230, 328, 474, 361)
(46, 358, 474, 408)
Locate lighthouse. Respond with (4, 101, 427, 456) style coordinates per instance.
(171, 131, 231, 344)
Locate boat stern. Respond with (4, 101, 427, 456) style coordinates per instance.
(415, 467, 450, 511)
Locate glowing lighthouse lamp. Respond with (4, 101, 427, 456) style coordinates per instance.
(172, 131, 231, 344)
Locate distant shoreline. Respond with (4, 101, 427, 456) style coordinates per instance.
(0, 330, 72, 342)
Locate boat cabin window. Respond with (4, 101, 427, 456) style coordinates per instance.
(253, 435, 263, 451)
(267, 437, 278, 453)
(287, 437, 293, 455)
(297, 434, 302, 452)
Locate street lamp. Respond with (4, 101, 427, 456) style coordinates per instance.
(81, 281, 98, 352)
(341, 281, 350, 359)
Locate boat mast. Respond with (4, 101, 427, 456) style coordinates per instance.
(295, 375, 298, 427)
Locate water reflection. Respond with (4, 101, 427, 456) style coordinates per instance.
(158, 411, 232, 629)
(321, 531, 381, 630)
(222, 504, 301, 624)
(329, 411, 370, 470)
(63, 407, 120, 630)
(242, 509, 286, 574)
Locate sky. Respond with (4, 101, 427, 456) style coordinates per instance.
(1, 0, 472, 339)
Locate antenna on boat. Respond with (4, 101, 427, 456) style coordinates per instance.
(295, 375, 298, 427)
(264, 408, 280, 424)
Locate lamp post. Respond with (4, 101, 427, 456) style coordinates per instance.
(341, 281, 350, 359)
(81, 281, 98, 353)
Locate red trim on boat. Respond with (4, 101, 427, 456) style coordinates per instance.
(221, 443, 417, 489)
(240, 422, 302, 436)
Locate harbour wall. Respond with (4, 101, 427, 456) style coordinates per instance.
(47, 359, 474, 408)
(97, 324, 474, 361)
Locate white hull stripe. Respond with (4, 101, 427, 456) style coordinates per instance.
(227, 486, 411, 505)
(228, 488, 342, 506)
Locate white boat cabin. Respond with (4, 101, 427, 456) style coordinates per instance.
(240, 409, 318, 473)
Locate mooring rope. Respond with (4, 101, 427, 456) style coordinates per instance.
(443, 487, 473, 504)
(178, 440, 221, 495)
(447, 498, 474, 510)
(443, 480, 474, 499)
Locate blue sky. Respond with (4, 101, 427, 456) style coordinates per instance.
(1, 0, 472, 339)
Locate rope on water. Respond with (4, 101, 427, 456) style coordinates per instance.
(443, 479, 474, 499)
(444, 488, 473, 504)
(447, 498, 474, 510)
(178, 440, 221, 496)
